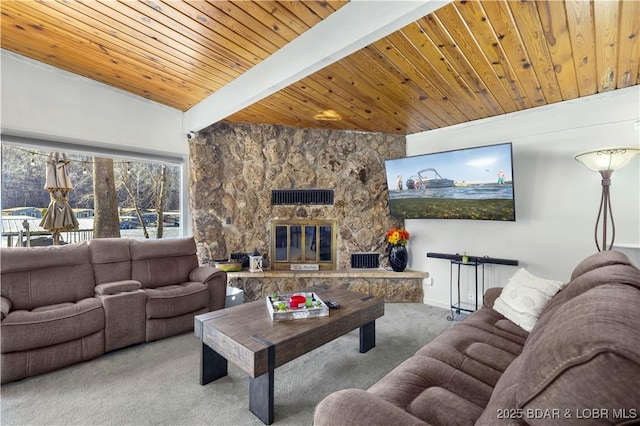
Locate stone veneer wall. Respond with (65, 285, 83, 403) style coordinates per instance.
(189, 121, 406, 267)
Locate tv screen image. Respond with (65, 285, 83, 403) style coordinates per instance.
(385, 143, 515, 221)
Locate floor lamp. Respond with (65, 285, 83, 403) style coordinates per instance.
(574, 147, 640, 251)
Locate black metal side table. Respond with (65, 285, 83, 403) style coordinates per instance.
(426, 252, 519, 321)
(448, 258, 484, 320)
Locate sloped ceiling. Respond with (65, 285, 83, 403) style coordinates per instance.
(1, 0, 638, 135)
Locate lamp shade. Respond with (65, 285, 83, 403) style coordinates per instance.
(574, 147, 640, 172)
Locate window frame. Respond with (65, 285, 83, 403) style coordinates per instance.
(1, 136, 187, 239)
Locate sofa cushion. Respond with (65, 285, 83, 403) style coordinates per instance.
(414, 328, 517, 388)
(0, 242, 91, 273)
(145, 308, 208, 342)
(542, 250, 638, 318)
(132, 256, 199, 288)
(493, 268, 564, 332)
(478, 281, 640, 425)
(1, 298, 105, 353)
(1, 332, 104, 384)
(88, 238, 131, 264)
(408, 386, 484, 426)
(475, 355, 526, 425)
(314, 389, 431, 426)
(368, 355, 492, 422)
(414, 309, 525, 379)
(1, 297, 11, 321)
(144, 282, 209, 319)
(569, 249, 635, 281)
(456, 308, 528, 347)
(130, 237, 196, 260)
(366, 306, 529, 424)
(88, 238, 132, 284)
(1, 243, 95, 310)
(516, 283, 640, 422)
(526, 250, 640, 350)
(130, 238, 199, 289)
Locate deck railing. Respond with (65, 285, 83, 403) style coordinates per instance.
(2, 216, 94, 247)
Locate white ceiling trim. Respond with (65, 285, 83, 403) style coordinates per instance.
(182, 0, 452, 134)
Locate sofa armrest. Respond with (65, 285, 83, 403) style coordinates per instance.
(1, 296, 12, 320)
(483, 287, 503, 309)
(314, 389, 430, 426)
(95, 280, 142, 296)
(189, 266, 227, 311)
(189, 266, 225, 283)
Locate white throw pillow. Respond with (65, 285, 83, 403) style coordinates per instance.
(493, 268, 565, 332)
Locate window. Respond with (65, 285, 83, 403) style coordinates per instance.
(271, 220, 336, 270)
(1, 141, 184, 247)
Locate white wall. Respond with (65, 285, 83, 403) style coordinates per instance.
(1, 50, 184, 157)
(407, 86, 640, 309)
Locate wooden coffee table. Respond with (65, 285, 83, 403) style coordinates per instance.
(194, 287, 384, 425)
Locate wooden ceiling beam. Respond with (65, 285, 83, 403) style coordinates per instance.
(183, 0, 453, 133)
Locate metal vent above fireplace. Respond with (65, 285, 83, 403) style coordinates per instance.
(271, 189, 334, 205)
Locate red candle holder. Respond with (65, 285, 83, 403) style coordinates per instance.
(289, 295, 306, 309)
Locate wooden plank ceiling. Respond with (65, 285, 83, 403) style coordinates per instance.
(2, 0, 638, 135)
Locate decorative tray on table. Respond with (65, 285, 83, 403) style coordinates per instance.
(266, 292, 329, 321)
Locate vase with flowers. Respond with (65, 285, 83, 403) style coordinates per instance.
(386, 228, 410, 272)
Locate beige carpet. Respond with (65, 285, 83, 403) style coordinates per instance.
(1, 303, 454, 426)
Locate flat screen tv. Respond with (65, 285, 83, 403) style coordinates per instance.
(385, 143, 515, 221)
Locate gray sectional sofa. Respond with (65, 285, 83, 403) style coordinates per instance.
(314, 250, 640, 425)
(1, 237, 227, 384)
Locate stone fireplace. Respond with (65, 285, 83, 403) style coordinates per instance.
(188, 121, 425, 302)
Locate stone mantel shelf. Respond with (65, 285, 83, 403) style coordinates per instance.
(226, 269, 427, 279)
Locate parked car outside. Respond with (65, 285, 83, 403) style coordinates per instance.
(163, 218, 180, 227)
(119, 220, 138, 229)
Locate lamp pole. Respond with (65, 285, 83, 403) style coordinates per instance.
(596, 169, 614, 251)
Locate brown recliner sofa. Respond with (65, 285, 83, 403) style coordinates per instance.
(314, 250, 640, 425)
(1, 236, 226, 384)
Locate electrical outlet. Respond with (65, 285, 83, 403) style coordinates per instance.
(468, 291, 475, 302)
(422, 277, 433, 286)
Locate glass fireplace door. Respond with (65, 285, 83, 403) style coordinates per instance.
(271, 220, 336, 270)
